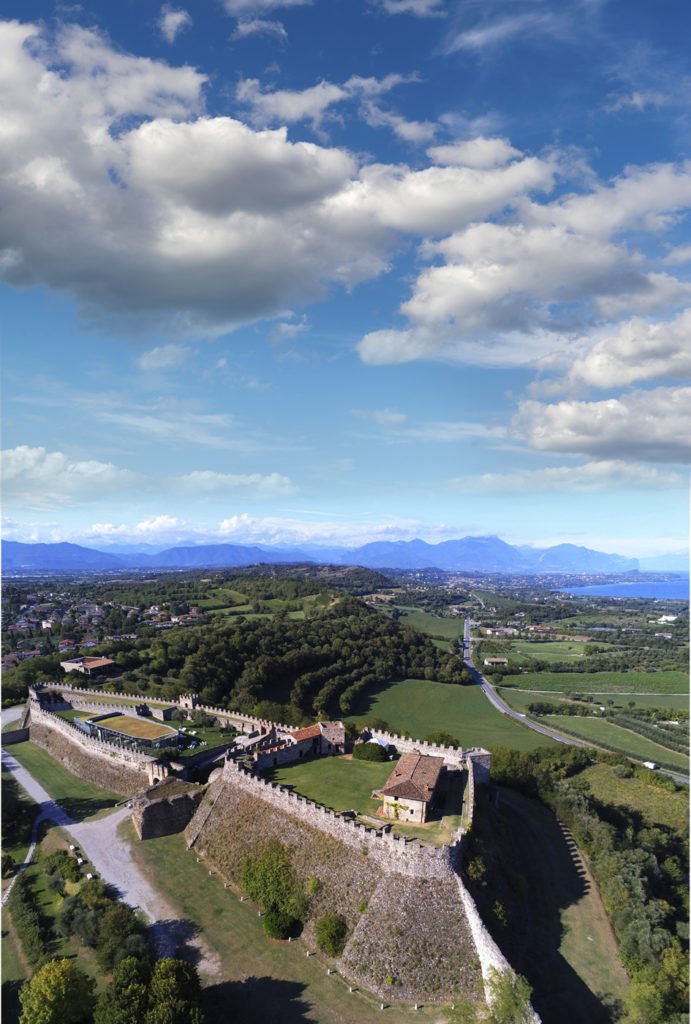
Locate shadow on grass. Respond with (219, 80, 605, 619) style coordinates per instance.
(202, 977, 316, 1024)
(466, 786, 622, 1024)
(55, 796, 120, 822)
(150, 918, 204, 964)
(1, 978, 23, 1024)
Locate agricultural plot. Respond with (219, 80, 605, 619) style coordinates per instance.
(542, 716, 689, 773)
(579, 763, 689, 833)
(506, 640, 592, 663)
(495, 689, 691, 714)
(500, 669, 688, 694)
(349, 678, 556, 752)
(393, 608, 463, 640)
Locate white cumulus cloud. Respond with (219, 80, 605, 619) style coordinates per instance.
(514, 386, 691, 463)
(158, 7, 192, 44)
(2, 446, 140, 506)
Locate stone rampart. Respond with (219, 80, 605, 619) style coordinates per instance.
(218, 758, 455, 880)
(132, 783, 206, 840)
(28, 704, 158, 778)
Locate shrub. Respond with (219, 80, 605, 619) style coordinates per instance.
(352, 742, 388, 762)
(315, 913, 348, 956)
(240, 840, 307, 928)
(262, 908, 300, 940)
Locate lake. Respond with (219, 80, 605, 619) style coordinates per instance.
(562, 578, 689, 600)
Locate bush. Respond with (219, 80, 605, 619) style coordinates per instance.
(315, 913, 348, 956)
(262, 908, 300, 939)
(240, 840, 307, 927)
(352, 742, 388, 762)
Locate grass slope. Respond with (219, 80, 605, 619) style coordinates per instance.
(350, 679, 556, 752)
(5, 740, 121, 821)
(127, 820, 458, 1023)
(579, 763, 689, 833)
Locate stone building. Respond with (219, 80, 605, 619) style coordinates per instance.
(374, 750, 444, 823)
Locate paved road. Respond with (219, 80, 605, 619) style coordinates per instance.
(462, 617, 690, 784)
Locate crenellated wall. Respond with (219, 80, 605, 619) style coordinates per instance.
(218, 757, 456, 880)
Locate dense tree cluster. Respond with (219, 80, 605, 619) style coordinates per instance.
(107, 594, 463, 718)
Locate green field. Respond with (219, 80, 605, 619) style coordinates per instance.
(507, 640, 592, 662)
(126, 823, 451, 1024)
(498, 688, 690, 714)
(579, 762, 689, 833)
(542, 716, 689, 773)
(349, 679, 556, 752)
(394, 608, 462, 640)
(500, 669, 688, 694)
(5, 741, 121, 821)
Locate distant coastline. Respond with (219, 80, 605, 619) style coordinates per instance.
(561, 577, 690, 600)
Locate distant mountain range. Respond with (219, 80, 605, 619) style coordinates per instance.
(3, 535, 681, 574)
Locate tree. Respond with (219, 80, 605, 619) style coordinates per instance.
(94, 957, 150, 1024)
(19, 958, 96, 1024)
(486, 967, 533, 1024)
(145, 959, 204, 1024)
(96, 902, 146, 971)
(424, 730, 460, 748)
(240, 840, 307, 937)
(352, 741, 388, 762)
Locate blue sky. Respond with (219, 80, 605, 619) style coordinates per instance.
(2, 0, 690, 558)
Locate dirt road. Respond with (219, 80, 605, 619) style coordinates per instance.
(1, 742, 219, 977)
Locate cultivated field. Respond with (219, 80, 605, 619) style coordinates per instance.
(579, 762, 690, 832)
(541, 716, 689, 773)
(499, 669, 688, 694)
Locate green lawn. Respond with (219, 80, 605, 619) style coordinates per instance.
(266, 756, 393, 816)
(125, 822, 450, 1024)
(501, 669, 688, 694)
(349, 678, 556, 752)
(579, 762, 689, 833)
(467, 787, 630, 1023)
(541, 716, 689, 773)
(5, 741, 121, 821)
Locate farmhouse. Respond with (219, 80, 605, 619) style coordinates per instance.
(374, 750, 444, 823)
(483, 657, 508, 668)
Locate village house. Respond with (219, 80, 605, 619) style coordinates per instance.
(60, 655, 116, 677)
(374, 750, 445, 824)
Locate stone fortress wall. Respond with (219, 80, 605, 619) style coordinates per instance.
(25, 682, 538, 1017)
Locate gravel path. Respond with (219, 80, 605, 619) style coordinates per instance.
(1, 727, 220, 977)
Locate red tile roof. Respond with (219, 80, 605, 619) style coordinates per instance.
(381, 751, 444, 803)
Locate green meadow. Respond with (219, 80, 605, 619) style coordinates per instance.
(349, 678, 555, 752)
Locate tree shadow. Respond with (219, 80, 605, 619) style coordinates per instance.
(1, 979, 24, 1024)
(202, 977, 317, 1024)
(149, 918, 203, 964)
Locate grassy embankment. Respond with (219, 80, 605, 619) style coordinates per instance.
(124, 820, 456, 1024)
(4, 740, 121, 821)
(579, 761, 689, 833)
